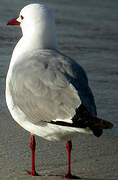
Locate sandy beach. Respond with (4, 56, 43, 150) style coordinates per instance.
(0, 112, 117, 180)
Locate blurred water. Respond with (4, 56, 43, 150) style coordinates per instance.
(0, 0, 118, 136)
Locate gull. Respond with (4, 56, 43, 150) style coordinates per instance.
(6, 3, 113, 178)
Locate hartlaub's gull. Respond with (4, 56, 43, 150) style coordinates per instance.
(6, 3, 113, 178)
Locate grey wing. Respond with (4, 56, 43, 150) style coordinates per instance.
(10, 54, 82, 125)
(10, 50, 96, 125)
(59, 53, 97, 116)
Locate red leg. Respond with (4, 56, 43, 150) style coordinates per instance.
(28, 135, 38, 176)
(63, 140, 79, 179)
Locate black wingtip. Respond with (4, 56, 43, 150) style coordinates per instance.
(92, 128, 103, 137)
(72, 104, 114, 137)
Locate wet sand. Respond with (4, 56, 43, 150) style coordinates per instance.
(0, 112, 118, 180)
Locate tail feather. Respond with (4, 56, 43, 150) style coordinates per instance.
(72, 104, 113, 137)
(90, 116, 113, 130)
(50, 104, 113, 138)
(87, 116, 113, 137)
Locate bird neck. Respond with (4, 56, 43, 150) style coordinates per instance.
(20, 20, 58, 50)
(24, 31, 57, 48)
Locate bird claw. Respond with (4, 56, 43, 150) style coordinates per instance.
(62, 173, 80, 179)
(26, 170, 39, 176)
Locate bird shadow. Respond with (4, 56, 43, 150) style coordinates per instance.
(43, 173, 80, 179)
(25, 171, 118, 180)
(26, 170, 80, 178)
(48, 176, 116, 180)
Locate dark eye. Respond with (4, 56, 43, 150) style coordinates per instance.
(21, 15, 24, 20)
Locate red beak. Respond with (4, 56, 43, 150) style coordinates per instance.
(7, 18, 20, 26)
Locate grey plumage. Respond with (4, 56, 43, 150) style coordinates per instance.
(9, 49, 96, 125)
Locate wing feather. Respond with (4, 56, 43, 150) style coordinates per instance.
(9, 50, 96, 125)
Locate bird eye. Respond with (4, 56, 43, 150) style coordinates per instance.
(21, 15, 24, 20)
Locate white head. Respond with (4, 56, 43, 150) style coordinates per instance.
(8, 4, 57, 50)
